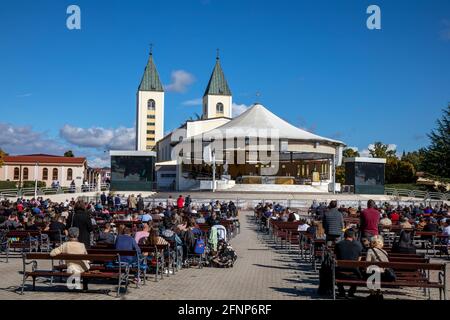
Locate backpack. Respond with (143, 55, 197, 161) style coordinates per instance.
(194, 238, 205, 254)
(318, 250, 334, 296)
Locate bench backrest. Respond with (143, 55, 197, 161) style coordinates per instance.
(24, 252, 119, 262)
(335, 260, 444, 271)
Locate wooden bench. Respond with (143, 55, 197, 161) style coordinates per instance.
(332, 260, 446, 300)
(2, 230, 41, 262)
(21, 253, 130, 297)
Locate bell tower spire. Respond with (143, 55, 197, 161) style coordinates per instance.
(136, 46, 165, 151)
(202, 50, 232, 119)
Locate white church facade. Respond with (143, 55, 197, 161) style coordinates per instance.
(133, 49, 346, 192)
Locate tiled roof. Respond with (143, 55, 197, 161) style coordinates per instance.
(4, 155, 86, 165)
(138, 53, 164, 92)
(204, 58, 231, 96)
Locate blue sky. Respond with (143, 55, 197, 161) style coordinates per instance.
(0, 0, 449, 166)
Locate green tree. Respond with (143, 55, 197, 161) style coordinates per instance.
(385, 157, 416, 183)
(335, 165, 345, 184)
(401, 148, 427, 172)
(64, 150, 74, 157)
(0, 148, 8, 167)
(423, 104, 450, 179)
(368, 142, 397, 159)
(342, 148, 360, 158)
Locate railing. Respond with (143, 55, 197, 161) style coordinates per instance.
(0, 183, 110, 198)
(384, 187, 450, 201)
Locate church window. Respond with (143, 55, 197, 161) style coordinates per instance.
(216, 102, 224, 114)
(147, 99, 156, 111)
(13, 167, 20, 180)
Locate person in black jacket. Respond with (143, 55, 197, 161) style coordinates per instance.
(322, 200, 344, 246)
(66, 200, 93, 248)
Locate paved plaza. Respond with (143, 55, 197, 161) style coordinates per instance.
(0, 211, 447, 300)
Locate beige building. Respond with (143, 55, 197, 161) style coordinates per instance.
(0, 154, 87, 188)
(136, 49, 164, 151)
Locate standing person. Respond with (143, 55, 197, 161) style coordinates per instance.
(334, 229, 363, 298)
(322, 200, 344, 246)
(185, 195, 191, 208)
(114, 194, 121, 211)
(167, 195, 174, 208)
(136, 195, 145, 212)
(100, 192, 107, 206)
(66, 200, 94, 248)
(128, 194, 137, 210)
(177, 195, 184, 210)
(360, 200, 380, 239)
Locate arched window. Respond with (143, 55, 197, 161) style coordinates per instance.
(147, 99, 156, 111)
(13, 167, 20, 180)
(42, 168, 48, 180)
(52, 168, 58, 181)
(216, 102, 224, 114)
(67, 168, 73, 181)
(23, 168, 29, 180)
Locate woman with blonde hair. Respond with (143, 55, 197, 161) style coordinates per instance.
(365, 235, 396, 299)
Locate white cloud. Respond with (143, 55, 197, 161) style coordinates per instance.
(359, 144, 398, 157)
(232, 103, 250, 117)
(59, 125, 135, 150)
(88, 156, 111, 168)
(182, 98, 203, 106)
(164, 70, 195, 93)
(0, 122, 66, 155)
(16, 93, 32, 98)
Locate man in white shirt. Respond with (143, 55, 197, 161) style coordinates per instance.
(297, 219, 310, 232)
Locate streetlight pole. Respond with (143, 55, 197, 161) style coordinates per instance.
(212, 150, 216, 193)
(34, 162, 39, 198)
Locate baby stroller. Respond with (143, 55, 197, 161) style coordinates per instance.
(211, 239, 237, 268)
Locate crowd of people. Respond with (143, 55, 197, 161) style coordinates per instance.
(255, 199, 450, 299)
(0, 193, 240, 283)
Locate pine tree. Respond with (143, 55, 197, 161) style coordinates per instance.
(423, 104, 450, 178)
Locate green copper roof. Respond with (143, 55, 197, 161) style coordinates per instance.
(138, 53, 164, 92)
(204, 58, 232, 96)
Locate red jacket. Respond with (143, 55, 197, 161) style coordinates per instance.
(177, 197, 184, 208)
(360, 208, 380, 236)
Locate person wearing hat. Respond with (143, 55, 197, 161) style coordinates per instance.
(50, 227, 90, 274)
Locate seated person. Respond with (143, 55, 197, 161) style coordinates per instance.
(0, 213, 22, 230)
(399, 217, 412, 229)
(416, 217, 427, 231)
(379, 214, 392, 230)
(297, 219, 310, 232)
(135, 223, 150, 244)
(365, 235, 395, 298)
(97, 223, 115, 244)
(207, 212, 221, 227)
(334, 229, 363, 298)
(115, 227, 141, 264)
(392, 228, 416, 254)
(196, 213, 206, 224)
(50, 227, 90, 274)
(139, 210, 152, 223)
(48, 215, 67, 242)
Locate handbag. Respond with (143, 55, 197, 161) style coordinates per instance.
(372, 248, 396, 282)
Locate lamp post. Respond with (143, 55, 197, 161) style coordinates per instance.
(34, 162, 39, 198)
(212, 150, 216, 193)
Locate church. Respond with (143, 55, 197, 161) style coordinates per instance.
(131, 49, 346, 192)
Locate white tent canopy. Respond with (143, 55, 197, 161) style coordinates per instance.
(199, 103, 344, 145)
